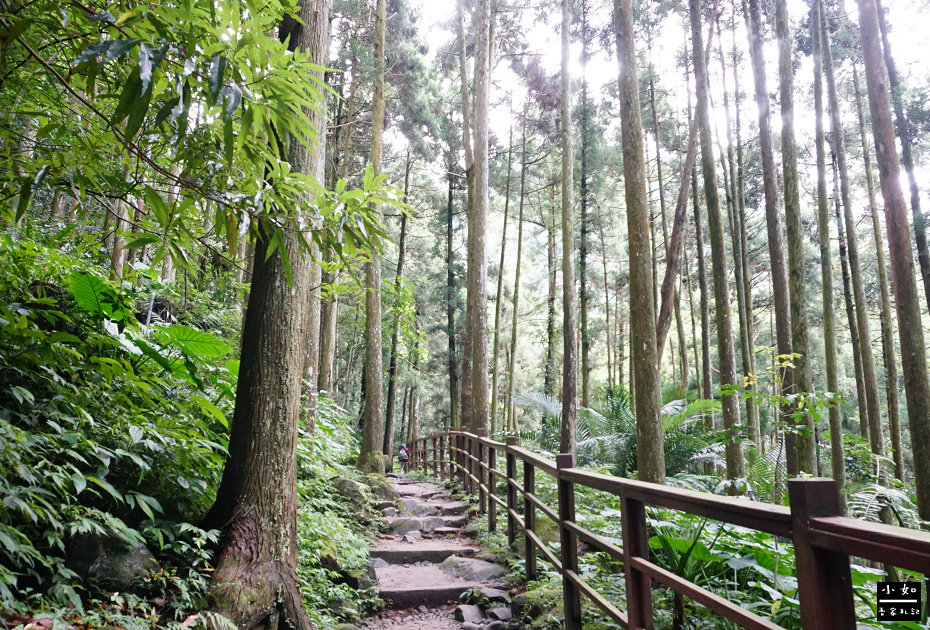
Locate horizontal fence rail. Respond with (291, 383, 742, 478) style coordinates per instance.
(407, 431, 930, 630)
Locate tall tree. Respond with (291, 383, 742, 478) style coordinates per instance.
(853, 67, 904, 482)
(457, 0, 475, 432)
(446, 170, 460, 428)
(614, 0, 664, 483)
(579, 0, 592, 409)
(560, 0, 577, 455)
(204, 0, 330, 625)
(855, 0, 930, 518)
(812, 0, 846, 507)
(491, 124, 513, 436)
(874, 0, 930, 314)
(821, 8, 884, 461)
(358, 0, 387, 473)
(775, 0, 815, 473)
(468, 0, 491, 434)
(506, 113, 529, 435)
(744, 0, 794, 472)
(691, 0, 744, 489)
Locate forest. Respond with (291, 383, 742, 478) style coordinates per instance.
(1, 0, 930, 626)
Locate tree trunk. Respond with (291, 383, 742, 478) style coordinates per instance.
(691, 0, 744, 489)
(383, 158, 412, 462)
(204, 3, 329, 625)
(545, 196, 557, 398)
(821, 9, 885, 461)
(468, 0, 491, 435)
(614, 0, 664, 483)
(560, 0, 577, 455)
(853, 67, 904, 483)
(744, 0, 794, 472)
(833, 149, 870, 442)
(812, 0, 847, 511)
(855, 0, 930, 518)
(506, 115, 528, 435)
(491, 125, 513, 436)
(874, 0, 930, 315)
(775, 0, 815, 473)
(446, 171, 459, 429)
(600, 223, 614, 389)
(693, 168, 712, 410)
(358, 0, 386, 473)
(580, 2, 591, 409)
(457, 0, 475, 433)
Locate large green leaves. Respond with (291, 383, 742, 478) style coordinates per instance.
(157, 324, 230, 358)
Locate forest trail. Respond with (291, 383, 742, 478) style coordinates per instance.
(357, 475, 512, 630)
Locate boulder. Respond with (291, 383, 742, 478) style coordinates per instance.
(454, 604, 485, 624)
(334, 477, 370, 517)
(471, 587, 510, 604)
(339, 561, 377, 590)
(486, 621, 507, 630)
(361, 474, 398, 500)
(389, 517, 424, 534)
(489, 607, 512, 621)
(383, 507, 397, 517)
(66, 532, 159, 591)
(511, 588, 561, 620)
(439, 556, 506, 582)
(402, 530, 422, 543)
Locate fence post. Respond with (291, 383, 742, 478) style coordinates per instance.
(622, 491, 653, 629)
(789, 478, 856, 630)
(477, 429, 488, 514)
(439, 433, 446, 480)
(524, 458, 537, 581)
(488, 444, 497, 533)
(506, 436, 517, 549)
(557, 453, 581, 630)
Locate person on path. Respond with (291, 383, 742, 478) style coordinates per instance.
(398, 443, 409, 473)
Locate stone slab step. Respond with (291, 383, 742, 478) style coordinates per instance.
(376, 564, 501, 610)
(370, 539, 477, 564)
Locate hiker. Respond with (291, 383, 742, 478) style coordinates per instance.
(399, 443, 409, 473)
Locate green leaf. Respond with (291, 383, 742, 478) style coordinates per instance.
(87, 476, 123, 502)
(152, 96, 180, 129)
(111, 66, 142, 127)
(14, 179, 32, 222)
(209, 56, 227, 103)
(124, 233, 160, 249)
(72, 473, 86, 495)
(3, 17, 34, 44)
(103, 39, 141, 63)
(144, 186, 169, 227)
(74, 40, 111, 65)
(69, 270, 114, 316)
(194, 395, 228, 427)
(160, 324, 230, 357)
(49, 332, 82, 344)
(10, 385, 34, 406)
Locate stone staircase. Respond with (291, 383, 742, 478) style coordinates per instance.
(361, 475, 512, 628)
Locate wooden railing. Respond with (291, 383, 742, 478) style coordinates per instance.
(409, 430, 930, 630)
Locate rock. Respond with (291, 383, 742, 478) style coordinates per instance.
(400, 497, 439, 516)
(361, 474, 398, 500)
(389, 517, 424, 534)
(417, 605, 429, 613)
(370, 557, 389, 568)
(511, 588, 561, 621)
(440, 556, 506, 582)
(422, 516, 446, 531)
(402, 531, 422, 543)
(472, 587, 510, 604)
(339, 561, 377, 590)
(461, 623, 482, 630)
(332, 625, 359, 630)
(66, 532, 160, 591)
(454, 604, 485, 624)
(374, 500, 396, 511)
(335, 477, 371, 516)
(489, 607, 512, 621)
(383, 507, 397, 517)
(328, 598, 358, 617)
(486, 621, 507, 630)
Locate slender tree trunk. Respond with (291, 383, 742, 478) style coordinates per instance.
(615, 0, 664, 483)
(617, 283, 625, 391)
(856, 0, 930, 517)
(822, 10, 885, 461)
(491, 126, 513, 437)
(560, 0, 577, 455)
(600, 223, 614, 389)
(833, 149, 869, 442)
(580, 2, 591, 409)
(446, 171, 459, 429)
(506, 115, 528, 435)
(318, 262, 338, 395)
(812, 0, 847, 511)
(874, 0, 930, 315)
(854, 67, 904, 482)
(458, 0, 475, 433)
(744, 0, 794, 472)
(775, 0, 815, 473)
(693, 168, 712, 410)
(468, 0, 491, 434)
(383, 158, 412, 462)
(691, 0, 744, 489)
(358, 0, 386, 473)
(204, 2, 328, 626)
(545, 197, 557, 397)
(684, 247, 701, 397)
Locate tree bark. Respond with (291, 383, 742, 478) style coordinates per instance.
(821, 8, 885, 461)
(812, 0, 846, 510)
(545, 194, 557, 398)
(457, 0, 475, 433)
(614, 0, 664, 483)
(506, 115, 528, 435)
(693, 168, 712, 410)
(775, 0, 815, 473)
(691, 0, 743, 489)
(468, 0, 491, 435)
(853, 66, 904, 483)
(358, 0, 387, 473)
(580, 1, 591, 409)
(560, 0, 577, 455)
(744, 0, 794, 471)
(204, 3, 329, 626)
(855, 0, 930, 518)
(491, 125, 513, 436)
(446, 171, 459, 429)
(874, 0, 930, 315)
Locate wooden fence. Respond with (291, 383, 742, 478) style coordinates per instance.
(408, 430, 930, 630)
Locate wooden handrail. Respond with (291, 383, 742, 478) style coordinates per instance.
(407, 430, 913, 630)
